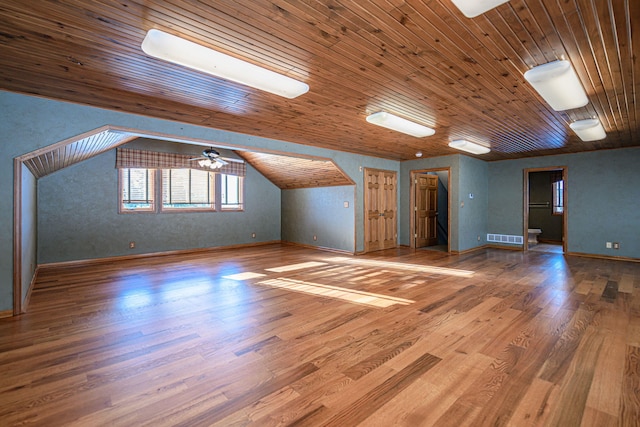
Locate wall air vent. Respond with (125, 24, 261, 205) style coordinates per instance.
(487, 234, 523, 245)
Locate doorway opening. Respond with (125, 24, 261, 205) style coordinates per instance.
(410, 168, 450, 252)
(363, 168, 398, 253)
(524, 167, 567, 254)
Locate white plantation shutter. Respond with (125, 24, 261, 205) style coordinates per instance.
(162, 169, 213, 207)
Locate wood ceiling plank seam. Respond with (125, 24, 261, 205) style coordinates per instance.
(485, 1, 551, 64)
(627, 0, 640, 134)
(0, 5, 312, 105)
(553, 1, 614, 117)
(132, 1, 305, 74)
(345, 0, 569, 143)
(0, 30, 270, 107)
(322, 37, 536, 144)
(38, 0, 536, 136)
(157, 0, 311, 73)
(583, 0, 626, 131)
(23, 160, 40, 179)
(519, 0, 571, 61)
(218, 1, 410, 96)
(604, 0, 636, 137)
(459, 11, 570, 140)
(610, 0, 637, 140)
(64, 139, 88, 170)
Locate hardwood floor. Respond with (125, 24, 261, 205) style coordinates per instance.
(1, 244, 639, 426)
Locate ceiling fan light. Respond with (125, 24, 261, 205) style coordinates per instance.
(448, 139, 491, 154)
(451, 0, 510, 18)
(570, 118, 606, 141)
(524, 60, 588, 111)
(366, 112, 435, 137)
(141, 29, 309, 99)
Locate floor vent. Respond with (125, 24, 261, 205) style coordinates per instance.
(487, 234, 523, 245)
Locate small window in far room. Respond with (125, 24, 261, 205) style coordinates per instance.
(120, 168, 155, 212)
(552, 179, 564, 215)
(221, 174, 244, 210)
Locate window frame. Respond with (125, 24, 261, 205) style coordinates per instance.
(160, 168, 216, 213)
(220, 173, 244, 211)
(119, 168, 156, 213)
(119, 167, 245, 214)
(552, 179, 564, 215)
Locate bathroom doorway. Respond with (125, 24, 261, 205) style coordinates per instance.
(523, 167, 567, 253)
(410, 168, 450, 252)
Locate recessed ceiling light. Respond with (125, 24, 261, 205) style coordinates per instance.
(141, 29, 309, 99)
(570, 118, 606, 141)
(524, 60, 588, 111)
(415, 151, 423, 158)
(451, 0, 510, 18)
(365, 112, 435, 138)
(448, 140, 491, 154)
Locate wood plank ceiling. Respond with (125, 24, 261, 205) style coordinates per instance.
(0, 0, 638, 161)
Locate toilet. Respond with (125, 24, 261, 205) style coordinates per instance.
(528, 228, 542, 245)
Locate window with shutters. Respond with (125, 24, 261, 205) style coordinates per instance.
(116, 149, 246, 214)
(120, 168, 155, 212)
(220, 174, 244, 211)
(161, 168, 215, 211)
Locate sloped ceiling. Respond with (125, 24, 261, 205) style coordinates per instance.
(0, 1, 638, 161)
(20, 128, 137, 178)
(18, 126, 350, 190)
(238, 151, 354, 189)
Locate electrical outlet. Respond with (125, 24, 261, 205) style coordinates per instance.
(313, 235, 317, 241)
(251, 232, 256, 238)
(477, 235, 481, 241)
(613, 242, 620, 249)
(606, 242, 612, 249)
(129, 241, 135, 249)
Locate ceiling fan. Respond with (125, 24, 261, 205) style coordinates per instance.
(190, 147, 229, 169)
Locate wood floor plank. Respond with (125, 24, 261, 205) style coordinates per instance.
(0, 244, 639, 426)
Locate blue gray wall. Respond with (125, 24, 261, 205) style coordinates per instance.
(0, 90, 395, 312)
(488, 148, 640, 258)
(37, 148, 281, 263)
(281, 186, 355, 252)
(3, 90, 639, 314)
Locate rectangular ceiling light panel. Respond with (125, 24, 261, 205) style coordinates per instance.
(451, 0, 510, 17)
(448, 139, 491, 154)
(366, 112, 435, 137)
(570, 118, 606, 141)
(524, 60, 588, 111)
(141, 29, 309, 99)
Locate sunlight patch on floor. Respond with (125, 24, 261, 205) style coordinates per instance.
(258, 277, 415, 308)
(323, 257, 475, 277)
(223, 272, 268, 280)
(265, 262, 328, 273)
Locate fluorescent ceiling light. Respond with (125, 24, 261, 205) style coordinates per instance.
(141, 29, 309, 99)
(570, 118, 606, 141)
(524, 60, 588, 111)
(366, 112, 435, 137)
(451, 0, 510, 18)
(448, 140, 491, 154)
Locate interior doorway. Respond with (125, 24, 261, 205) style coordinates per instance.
(410, 168, 450, 252)
(364, 168, 397, 253)
(523, 167, 567, 253)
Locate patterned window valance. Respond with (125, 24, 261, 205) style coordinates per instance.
(116, 148, 246, 177)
